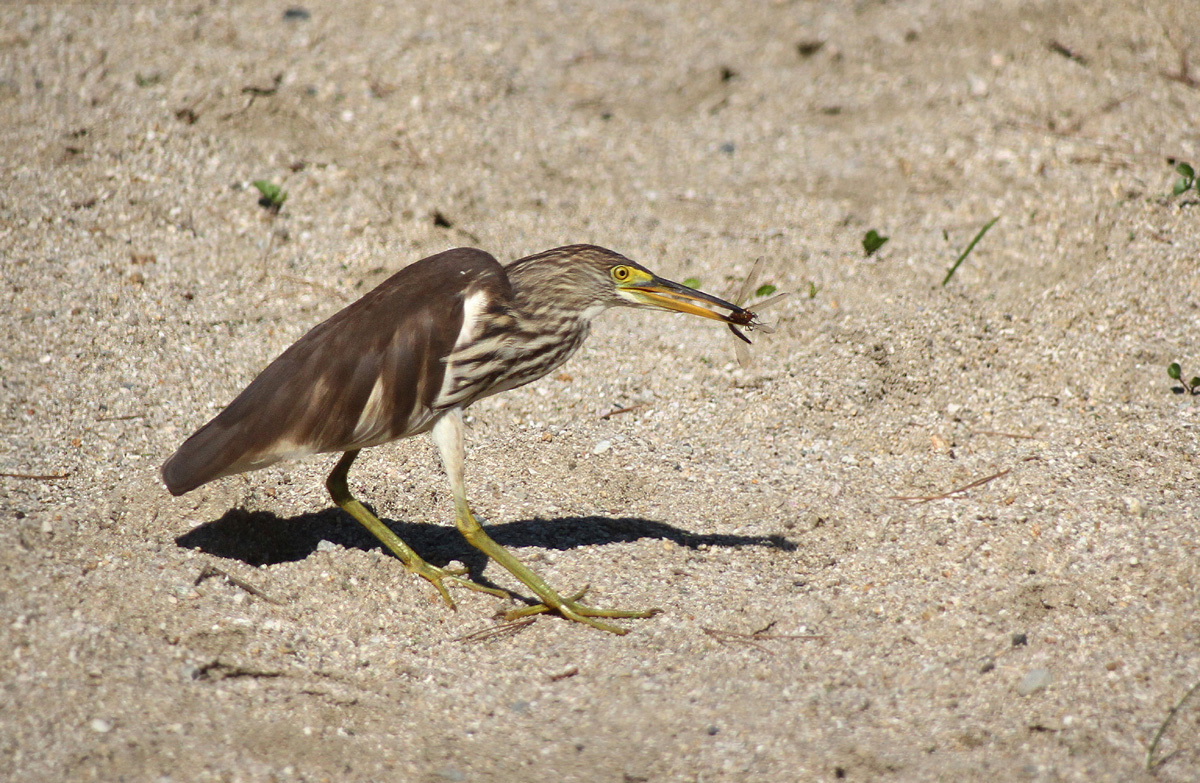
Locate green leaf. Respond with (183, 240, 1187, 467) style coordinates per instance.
(1168, 362, 1182, 380)
(682, 277, 701, 289)
(863, 229, 889, 256)
(253, 180, 278, 198)
(1174, 178, 1192, 196)
(1175, 162, 1196, 179)
(754, 283, 777, 298)
(252, 180, 288, 211)
(1190, 377, 1200, 390)
(807, 281, 818, 298)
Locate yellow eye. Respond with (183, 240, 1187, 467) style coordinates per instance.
(611, 266, 631, 282)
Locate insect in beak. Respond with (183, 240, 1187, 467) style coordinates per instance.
(724, 258, 790, 367)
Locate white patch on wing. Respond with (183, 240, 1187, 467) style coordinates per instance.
(249, 438, 318, 466)
(351, 376, 389, 444)
(218, 438, 319, 481)
(305, 377, 332, 420)
(454, 289, 491, 349)
(436, 287, 492, 407)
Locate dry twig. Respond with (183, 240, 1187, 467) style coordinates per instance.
(703, 622, 825, 654)
(195, 565, 282, 604)
(278, 274, 352, 304)
(600, 403, 648, 420)
(456, 618, 537, 643)
(1, 471, 69, 480)
(892, 457, 1038, 504)
(970, 430, 1038, 440)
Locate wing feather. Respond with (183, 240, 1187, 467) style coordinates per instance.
(162, 248, 509, 495)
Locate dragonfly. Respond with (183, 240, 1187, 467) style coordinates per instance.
(724, 257, 790, 367)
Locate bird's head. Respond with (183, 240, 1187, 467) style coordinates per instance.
(506, 244, 749, 324)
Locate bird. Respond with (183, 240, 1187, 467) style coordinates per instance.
(162, 244, 757, 633)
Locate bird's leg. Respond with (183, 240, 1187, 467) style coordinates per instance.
(325, 449, 508, 606)
(432, 410, 659, 634)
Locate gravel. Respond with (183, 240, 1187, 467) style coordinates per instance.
(2, 1, 1198, 781)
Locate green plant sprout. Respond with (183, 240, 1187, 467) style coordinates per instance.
(1168, 362, 1200, 395)
(1171, 161, 1198, 197)
(862, 229, 889, 257)
(1146, 679, 1200, 770)
(942, 216, 1000, 286)
(252, 180, 288, 214)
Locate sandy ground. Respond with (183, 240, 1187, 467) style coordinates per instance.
(3, 1, 1199, 780)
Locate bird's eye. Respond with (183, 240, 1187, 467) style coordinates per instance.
(612, 266, 631, 282)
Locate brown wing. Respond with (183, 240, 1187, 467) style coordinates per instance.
(161, 248, 511, 495)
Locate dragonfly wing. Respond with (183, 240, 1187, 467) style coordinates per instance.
(728, 257, 765, 306)
(749, 292, 791, 312)
(735, 338, 753, 368)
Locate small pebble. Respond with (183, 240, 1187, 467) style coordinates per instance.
(1011, 632, 1028, 647)
(548, 665, 578, 682)
(592, 440, 611, 455)
(90, 718, 113, 733)
(706, 725, 720, 736)
(1017, 668, 1053, 696)
(316, 539, 338, 552)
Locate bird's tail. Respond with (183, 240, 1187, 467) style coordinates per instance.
(161, 418, 243, 496)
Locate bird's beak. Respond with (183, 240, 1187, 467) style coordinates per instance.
(622, 273, 748, 323)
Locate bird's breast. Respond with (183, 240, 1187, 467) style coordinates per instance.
(435, 312, 590, 409)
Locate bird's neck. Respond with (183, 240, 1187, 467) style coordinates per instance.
(481, 304, 593, 394)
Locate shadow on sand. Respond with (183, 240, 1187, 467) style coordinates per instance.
(175, 505, 798, 584)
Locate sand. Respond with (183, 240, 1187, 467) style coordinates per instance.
(2, 1, 1199, 780)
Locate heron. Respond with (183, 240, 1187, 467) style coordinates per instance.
(162, 244, 760, 633)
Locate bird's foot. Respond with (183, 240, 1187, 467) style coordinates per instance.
(410, 561, 510, 607)
(502, 587, 661, 635)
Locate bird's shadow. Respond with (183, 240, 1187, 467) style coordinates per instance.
(175, 505, 798, 585)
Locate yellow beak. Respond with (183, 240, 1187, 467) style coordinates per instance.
(623, 275, 748, 323)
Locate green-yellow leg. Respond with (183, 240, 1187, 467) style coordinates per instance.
(432, 410, 659, 634)
(325, 449, 508, 606)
